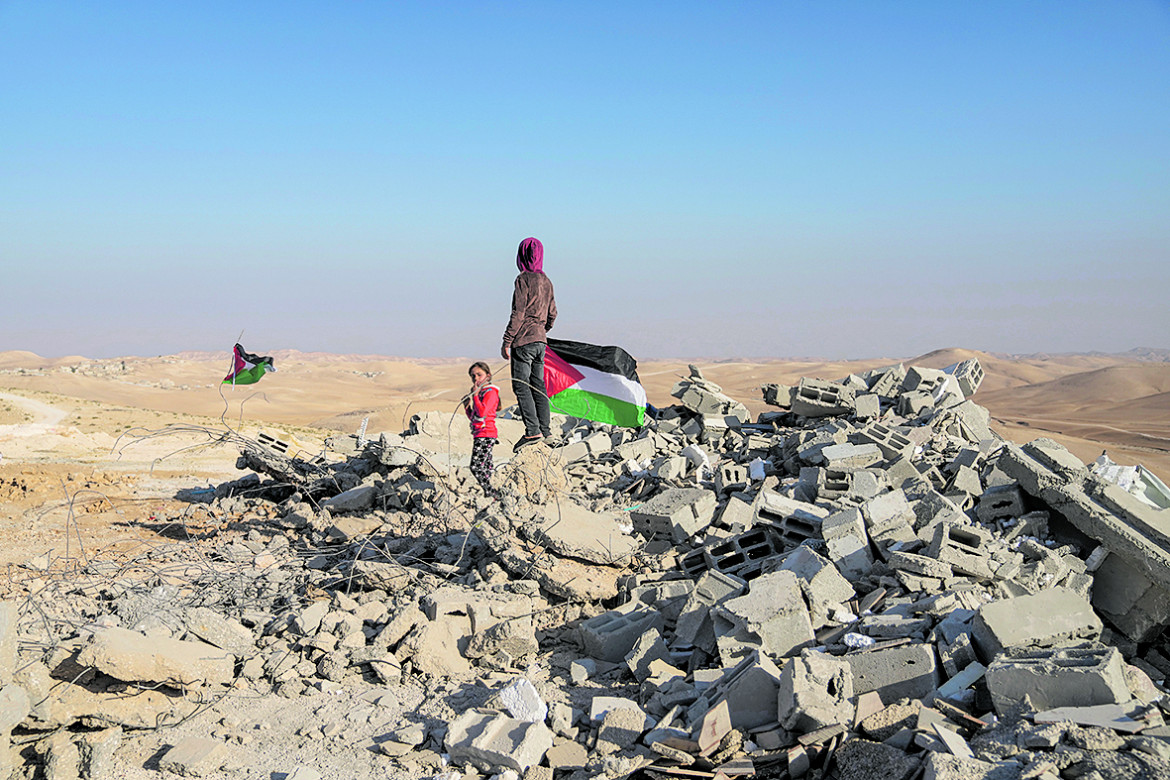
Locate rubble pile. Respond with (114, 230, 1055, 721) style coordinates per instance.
(3, 356, 1170, 779)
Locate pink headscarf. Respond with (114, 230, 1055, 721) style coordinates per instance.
(516, 237, 544, 273)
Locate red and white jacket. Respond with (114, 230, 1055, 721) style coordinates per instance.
(464, 384, 500, 438)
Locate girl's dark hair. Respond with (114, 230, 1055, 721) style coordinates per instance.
(468, 361, 492, 379)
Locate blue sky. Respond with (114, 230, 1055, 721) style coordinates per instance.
(2, 1, 1168, 360)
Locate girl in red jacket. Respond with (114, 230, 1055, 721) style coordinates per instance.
(463, 361, 500, 497)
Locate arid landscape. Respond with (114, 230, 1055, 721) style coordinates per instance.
(1, 346, 1168, 571)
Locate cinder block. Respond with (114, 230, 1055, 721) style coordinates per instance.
(866, 363, 907, 398)
(821, 443, 882, 471)
(777, 653, 854, 732)
(755, 491, 829, 546)
(688, 650, 783, 730)
(975, 484, 1025, 523)
(847, 643, 940, 702)
(971, 587, 1102, 660)
(776, 546, 855, 626)
(944, 358, 985, 397)
(854, 393, 881, 420)
(901, 366, 949, 396)
(791, 378, 856, 418)
(683, 527, 782, 582)
(631, 488, 716, 543)
(855, 423, 914, 461)
(984, 647, 1130, 716)
(578, 608, 666, 663)
(926, 523, 995, 580)
(673, 571, 747, 651)
(715, 462, 749, 494)
(862, 490, 917, 550)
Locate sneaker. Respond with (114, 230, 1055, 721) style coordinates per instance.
(513, 435, 542, 452)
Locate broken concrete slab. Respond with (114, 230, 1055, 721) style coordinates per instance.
(76, 627, 235, 688)
(984, 647, 1130, 715)
(445, 708, 554, 773)
(158, 736, 229, 777)
(846, 642, 941, 703)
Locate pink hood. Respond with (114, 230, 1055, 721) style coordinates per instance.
(516, 237, 544, 273)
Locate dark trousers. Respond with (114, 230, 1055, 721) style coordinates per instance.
(510, 341, 551, 438)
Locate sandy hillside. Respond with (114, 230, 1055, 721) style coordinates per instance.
(2, 347, 1168, 567)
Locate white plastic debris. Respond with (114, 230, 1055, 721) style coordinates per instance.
(748, 457, 767, 481)
(842, 632, 876, 649)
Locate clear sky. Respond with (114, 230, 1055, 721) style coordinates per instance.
(2, 1, 1168, 361)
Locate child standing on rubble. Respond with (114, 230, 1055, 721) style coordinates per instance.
(501, 236, 557, 450)
(463, 361, 500, 497)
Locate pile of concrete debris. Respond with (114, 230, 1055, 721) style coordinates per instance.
(4, 357, 1170, 780)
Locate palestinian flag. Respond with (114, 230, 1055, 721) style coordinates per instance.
(223, 343, 275, 385)
(544, 338, 646, 428)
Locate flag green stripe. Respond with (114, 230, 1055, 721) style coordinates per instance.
(550, 387, 644, 427)
(224, 364, 268, 385)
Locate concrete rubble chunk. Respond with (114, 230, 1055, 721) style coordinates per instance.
(157, 736, 229, 777)
(182, 607, 255, 657)
(831, 738, 919, 780)
(499, 677, 548, 723)
(688, 650, 783, 730)
(445, 709, 554, 773)
(529, 501, 640, 564)
(775, 546, 855, 627)
(77, 626, 235, 687)
(713, 570, 814, 662)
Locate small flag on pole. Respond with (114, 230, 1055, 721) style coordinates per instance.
(223, 343, 275, 386)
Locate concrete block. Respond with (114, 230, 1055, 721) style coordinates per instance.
(971, 587, 1102, 660)
(901, 366, 949, 396)
(985, 647, 1130, 716)
(625, 628, 671, 682)
(755, 490, 829, 545)
(158, 736, 228, 776)
(717, 495, 755, 530)
(776, 546, 855, 625)
(866, 363, 907, 398)
(791, 377, 857, 418)
(855, 423, 914, 461)
(854, 393, 881, 419)
(822, 443, 882, 470)
(715, 462, 749, 494)
(975, 484, 1025, 523)
(578, 608, 665, 663)
(713, 570, 814, 662)
(926, 523, 995, 580)
(826, 532, 875, 580)
(898, 391, 934, 416)
(761, 383, 794, 408)
(445, 709, 553, 773)
(631, 488, 717, 543)
(596, 706, 646, 753)
(944, 359, 985, 397)
(777, 653, 854, 732)
(862, 490, 917, 550)
(689, 650, 783, 730)
(673, 571, 746, 651)
(678, 527, 781, 582)
(614, 436, 655, 462)
(77, 627, 235, 687)
(846, 643, 940, 702)
(1090, 545, 1170, 643)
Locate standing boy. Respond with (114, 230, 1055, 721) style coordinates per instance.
(501, 237, 557, 450)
